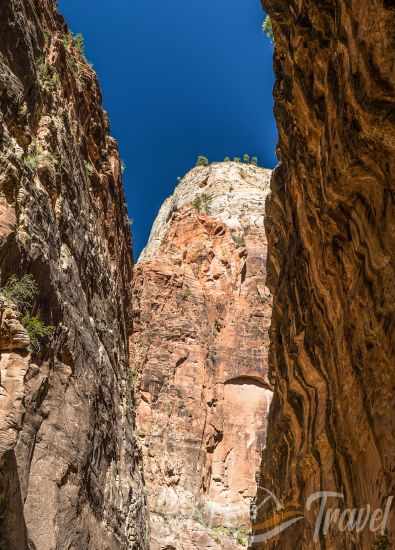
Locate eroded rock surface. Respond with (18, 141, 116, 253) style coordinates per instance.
(0, 302, 30, 456)
(0, 1, 147, 548)
(131, 162, 273, 549)
(253, 1, 395, 548)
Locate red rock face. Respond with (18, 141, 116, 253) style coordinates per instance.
(0, 1, 147, 548)
(253, 1, 395, 549)
(131, 163, 273, 549)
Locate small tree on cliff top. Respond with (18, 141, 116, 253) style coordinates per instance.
(196, 155, 209, 167)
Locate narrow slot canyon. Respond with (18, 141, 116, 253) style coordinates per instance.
(0, 0, 394, 549)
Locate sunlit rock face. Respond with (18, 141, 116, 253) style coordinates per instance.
(253, 1, 395, 549)
(131, 162, 273, 549)
(0, 1, 148, 548)
(0, 301, 30, 456)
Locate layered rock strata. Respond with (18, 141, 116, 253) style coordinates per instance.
(131, 162, 273, 549)
(253, 1, 395, 548)
(0, 1, 147, 548)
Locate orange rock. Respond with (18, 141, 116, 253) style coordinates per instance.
(132, 162, 273, 549)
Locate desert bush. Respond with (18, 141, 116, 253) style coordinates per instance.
(232, 234, 245, 248)
(373, 533, 390, 550)
(1, 275, 54, 352)
(24, 154, 39, 171)
(84, 160, 94, 176)
(2, 274, 38, 312)
(196, 155, 209, 167)
(37, 57, 60, 91)
(24, 149, 57, 173)
(72, 33, 85, 55)
(22, 315, 54, 352)
(262, 15, 274, 41)
(192, 193, 212, 214)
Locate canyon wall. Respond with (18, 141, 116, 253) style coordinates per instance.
(253, 1, 395, 548)
(0, 1, 148, 548)
(131, 162, 273, 549)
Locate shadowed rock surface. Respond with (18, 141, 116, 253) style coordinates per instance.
(131, 162, 273, 549)
(0, 1, 148, 548)
(253, 1, 395, 548)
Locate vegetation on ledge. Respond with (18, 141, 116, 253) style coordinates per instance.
(195, 154, 260, 167)
(1, 274, 54, 352)
(262, 15, 274, 41)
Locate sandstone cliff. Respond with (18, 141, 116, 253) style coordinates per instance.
(0, 1, 147, 548)
(131, 162, 273, 549)
(253, 1, 395, 548)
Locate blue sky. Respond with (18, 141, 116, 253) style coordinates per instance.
(59, 0, 276, 257)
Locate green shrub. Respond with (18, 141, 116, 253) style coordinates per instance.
(262, 15, 274, 41)
(24, 154, 39, 171)
(72, 33, 85, 55)
(212, 526, 230, 543)
(84, 160, 94, 176)
(1, 275, 54, 352)
(2, 274, 38, 312)
(232, 234, 245, 248)
(22, 315, 54, 352)
(42, 30, 51, 46)
(24, 148, 57, 173)
(192, 502, 207, 526)
(243, 154, 250, 163)
(37, 57, 60, 91)
(192, 193, 212, 214)
(62, 33, 72, 50)
(236, 528, 249, 547)
(251, 156, 258, 166)
(211, 526, 249, 547)
(233, 157, 241, 163)
(180, 288, 192, 300)
(224, 156, 231, 161)
(62, 32, 88, 69)
(196, 155, 209, 167)
(373, 533, 390, 550)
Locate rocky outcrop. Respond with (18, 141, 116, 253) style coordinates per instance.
(131, 162, 273, 549)
(253, 1, 395, 548)
(0, 1, 147, 548)
(0, 302, 30, 456)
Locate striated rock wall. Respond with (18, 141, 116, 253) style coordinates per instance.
(131, 162, 273, 549)
(0, 1, 148, 548)
(253, 1, 395, 548)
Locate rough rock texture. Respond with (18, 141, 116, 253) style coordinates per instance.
(253, 1, 395, 548)
(131, 162, 273, 549)
(0, 301, 30, 456)
(0, 1, 148, 548)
